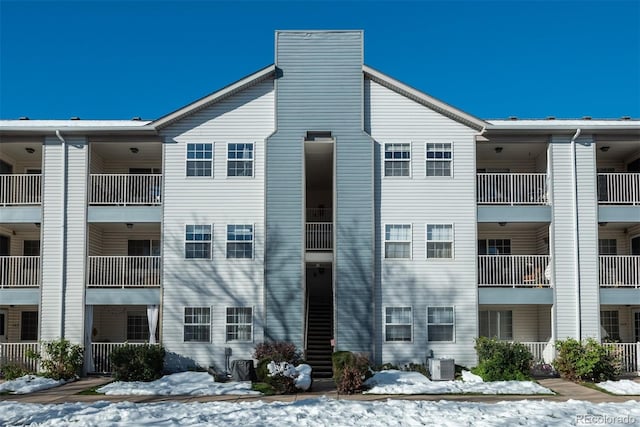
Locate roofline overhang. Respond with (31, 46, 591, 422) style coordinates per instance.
(0, 127, 158, 138)
(363, 64, 488, 131)
(485, 124, 640, 136)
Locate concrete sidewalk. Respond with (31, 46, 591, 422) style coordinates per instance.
(1, 376, 639, 405)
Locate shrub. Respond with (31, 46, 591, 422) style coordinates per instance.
(253, 341, 301, 364)
(374, 362, 399, 371)
(0, 363, 32, 380)
(554, 338, 620, 382)
(110, 344, 165, 381)
(471, 337, 533, 381)
(26, 338, 83, 380)
(402, 362, 429, 377)
(332, 351, 371, 394)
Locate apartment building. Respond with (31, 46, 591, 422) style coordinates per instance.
(1, 31, 639, 376)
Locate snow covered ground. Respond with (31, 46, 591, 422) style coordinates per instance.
(1, 398, 639, 426)
(364, 370, 554, 395)
(97, 372, 260, 396)
(0, 375, 66, 394)
(597, 379, 640, 395)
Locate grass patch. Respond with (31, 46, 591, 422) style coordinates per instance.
(76, 384, 109, 395)
(581, 381, 623, 396)
(251, 382, 275, 395)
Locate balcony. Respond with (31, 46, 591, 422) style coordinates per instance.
(305, 223, 333, 251)
(478, 255, 550, 287)
(477, 173, 547, 205)
(0, 174, 41, 206)
(87, 256, 161, 287)
(89, 174, 162, 206)
(599, 255, 639, 287)
(598, 173, 640, 205)
(0, 256, 40, 287)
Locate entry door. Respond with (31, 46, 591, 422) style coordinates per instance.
(0, 310, 6, 342)
(0, 235, 9, 255)
(632, 236, 640, 256)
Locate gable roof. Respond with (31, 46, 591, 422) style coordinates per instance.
(151, 64, 277, 129)
(363, 65, 488, 131)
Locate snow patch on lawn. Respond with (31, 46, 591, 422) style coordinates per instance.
(1, 398, 639, 426)
(364, 370, 554, 395)
(597, 379, 640, 395)
(97, 372, 260, 396)
(0, 375, 67, 394)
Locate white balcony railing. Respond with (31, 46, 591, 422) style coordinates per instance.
(519, 342, 547, 362)
(87, 256, 161, 287)
(477, 173, 547, 205)
(478, 255, 550, 287)
(89, 174, 162, 205)
(91, 342, 153, 373)
(604, 342, 640, 373)
(0, 256, 41, 287)
(599, 255, 640, 287)
(306, 208, 332, 222)
(598, 173, 640, 205)
(0, 174, 41, 206)
(0, 342, 39, 372)
(306, 223, 333, 251)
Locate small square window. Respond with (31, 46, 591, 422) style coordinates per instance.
(427, 306, 454, 342)
(227, 143, 254, 177)
(185, 225, 212, 259)
(598, 239, 617, 255)
(427, 224, 453, 259)
(426, 143, 452, 177)
(184, 307, 210, 342)
(384, 143, 410, 177)
(226, 307, 253, 341)
(385, 224, 411, 259)
(127, 313, 149, 341)
(226, 224, 253, 259)
(385, 307, 412, 342)
(186, 143, 213, 177)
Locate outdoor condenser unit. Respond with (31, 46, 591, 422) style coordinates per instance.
(429, 358, 455, 381)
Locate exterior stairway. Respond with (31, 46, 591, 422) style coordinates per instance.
(306, 302, 333, 378)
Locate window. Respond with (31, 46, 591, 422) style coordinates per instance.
(427, 224, 453, 259)
(385, 224, 411, 259)
(427, 306, 454, 342)
(385, 307, 412, 342)
(479, 310, 513, 340)
(184, 307, 210, 342)
(226, 224, 253, 259)
(227, 143, 254, 177)
(185, 225, 212, 259)
(127, 313, 149, 341)
(186, 143, 213, 177)
(478, 239, 511, 255)
(20, 311, 38, 341)
(384, 143, 410, 177)
(226, 307, 253, 341)
(598, 239, 617, 255)
(128, 240, 161, 256)
(23, 240, 40, 256)
(426, 143, 452, 177)
(600, 310, 620, 341)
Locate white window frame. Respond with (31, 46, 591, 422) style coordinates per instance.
(479, 310, 513, 340)
(384, 223, 412, 259)
(427, 306, 455, 342)
(425, 142, 453, 178)
(226, 224, 254, 259)
(185, 143, 213, 177)
(185, 224, 212, 259)
(183, 306, 211, 343)
(226, 142, 254, 178)
(384, 143, 411, 178)
(384, 306, 413, 342)
(426, 223, 454, 259)
(225, 307, 254, 342)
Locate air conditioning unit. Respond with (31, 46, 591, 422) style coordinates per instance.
(429, 358, 455, 381)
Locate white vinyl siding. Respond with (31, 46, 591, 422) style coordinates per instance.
(226, 307, 253, 342)
(186, 143, 213, 177)
(227, 143, 254, 177)
(384, 143, 410, 177)
(184, 307, 211, 342)
(426, 142, 452, 177)
(385, 307, 412, 342)
(385, 224, 411, 259)
(427, 306, 455, 342)
(426, 224, 453, 259)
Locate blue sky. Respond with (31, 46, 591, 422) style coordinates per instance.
(1, 0, 639, 120)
